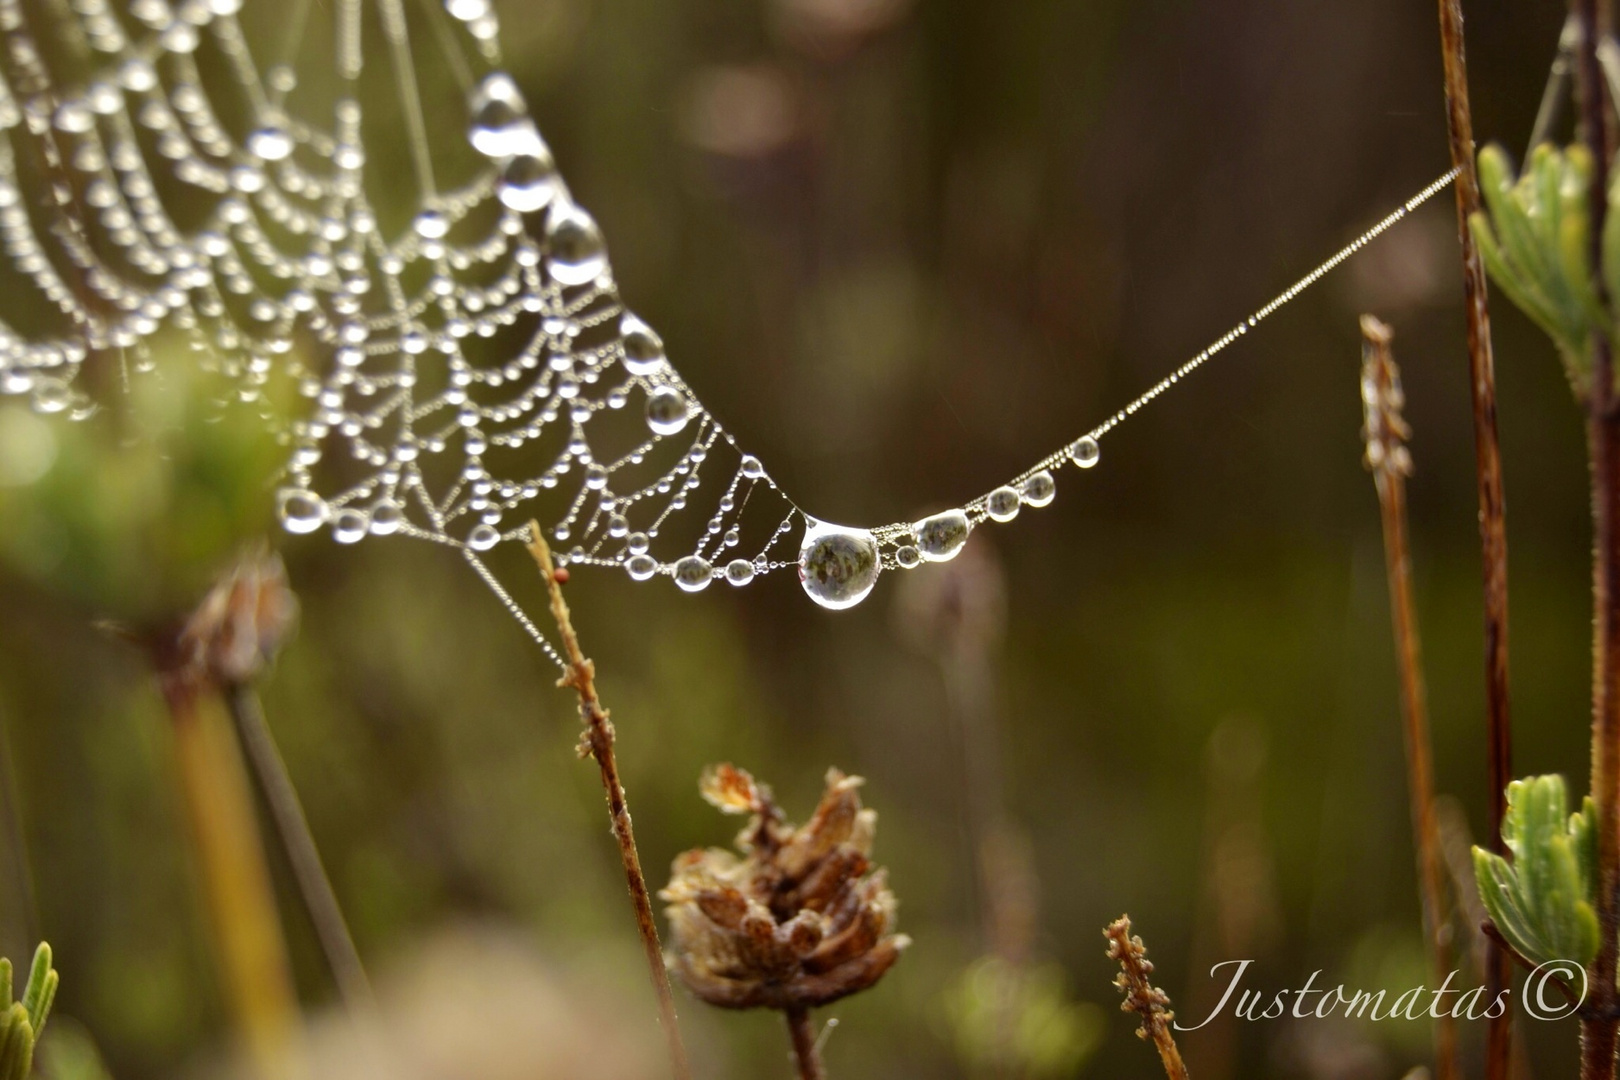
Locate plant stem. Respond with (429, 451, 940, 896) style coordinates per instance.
(226, 684, 372, 1012)
(155, 664, 302, 1080)
(1105, 916, 1190, 1080)
(1578, 2, 1620, 1076)
(786, 1006, 826, 1080)
(1433, 3, 1514, 1075)
(524, 525, 692, 1080)
(1361, 316, 1460, 1080)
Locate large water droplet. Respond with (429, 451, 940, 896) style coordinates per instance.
(725, 558, 756, 586)
(645, 387, 690, 436)
(740, 454, 765, 479)
(415, 209, 450, 240)
(1068, 436, 1100, 468)
(626, 553, 658, 580)
(585, 463, 609, 489)
(546, 205, 607, 286)
(1021, 470, 1055, 508)
(913, 508, 970, 563)
(620, 315, 666, 375)
(467, 523, 500, 550)
(370, 498, 404, 535)
(895, 545, 921, 569)
(673, 555, 713, 592)
(627, 532, 650, 555)
(278, 488, 327, 534)
(499, 153, 558, 212)
(332, 508, 369, 544)
(986, 486, 1021, 523)
(798, 519, 881, 610)
(468, 88, 534, 158)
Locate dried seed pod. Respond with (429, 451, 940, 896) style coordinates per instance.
(662, 765, 909, 1011)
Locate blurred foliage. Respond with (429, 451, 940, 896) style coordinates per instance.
(1473, 774, 1599, 970)
(0, 0, 1598, 1078)
(0, 345, 286, 621)
(943, 956, 1102, 1078)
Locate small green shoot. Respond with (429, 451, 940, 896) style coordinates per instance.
(1473, 776, 1599, 970)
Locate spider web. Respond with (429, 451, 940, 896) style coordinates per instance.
(0, 0, 1458, 665)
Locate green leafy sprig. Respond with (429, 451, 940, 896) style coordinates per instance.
(0, 944, 59, 1080)
(1473, 776, 1599, 969)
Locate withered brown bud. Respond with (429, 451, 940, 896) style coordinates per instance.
(661, 764, 910, 1011)
(179, 547, 298, 685)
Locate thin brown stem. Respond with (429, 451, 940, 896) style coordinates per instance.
(786, 1007, 827, 1080)
(1361, 316, 1460, 1080)
(1105, 916, 1190, 1080)
(524, 525, 692, 1080)
(1433, 3, 1514, 1075)
(1577, 1, 1620, 1076)
(226, 684, 372, 1013)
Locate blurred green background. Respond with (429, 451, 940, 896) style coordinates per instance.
(0, 0, 1597, 1076)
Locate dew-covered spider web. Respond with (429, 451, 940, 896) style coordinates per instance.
(0, 0, 1461, 666)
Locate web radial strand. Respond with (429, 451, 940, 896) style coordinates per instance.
(0, 0, 1459, 658)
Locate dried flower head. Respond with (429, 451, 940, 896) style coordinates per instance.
(661, 764, 910, 1011)
(179, 547, 297, 685)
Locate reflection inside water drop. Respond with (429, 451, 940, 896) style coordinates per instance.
(798, 518, 880, 610)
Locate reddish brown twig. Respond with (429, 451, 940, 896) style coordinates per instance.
(1433, 4, 1514, 1075)
(525, 525, 692, 1080)
(1105, 916, 1190, 1080)
(1438, 4, 1509, 1075)
(1574, 2, 1620, 1076)
(1361, 317, 1461, 1080)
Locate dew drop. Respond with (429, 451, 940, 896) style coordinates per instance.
(467, 523, 500, 550)
(895, 545, 921, 569)
(468, 93, 532, 159)
(798, 518, 881, 610)
(986, 486, 1021, 523)
(545, 205, 607, 287)
(584, 463, 609, 489)
(645, 387, 690, 436)
(277, 488, 327, 534)
(913, 508, 971, 563)
(1021, 470, 1055, 508)
(620, 315, 666, 376)
(370, 498, 404, 535)
(740, 454, 764, 479)
(725, 559, 756, 586)
(332, 508, 369, 544)
(627, 531, 650, 555)
(248, 126, 293, 161)
(607, 513, 629, 537)
(673, 555, 713, 592)
(415, 209, 450, 240)
(626, 553, 658, 581)
(1068, 436, 1100, 469)
(499, 153, 558, 212)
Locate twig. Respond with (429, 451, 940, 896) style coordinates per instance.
(1105, 916, 1190, 1080)
(1576, 1, 1620, 1075)
(524, 524, 692, 1080)
(1433, 3, 1515, 1075)
(1360, 316, 1461, 1080)
(226, 684, 372, 1012)
(786, 1006, 827, 1080)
